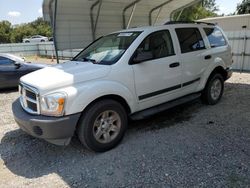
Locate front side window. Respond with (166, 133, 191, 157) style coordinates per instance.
(175, 28, 205, 53)
(0, 57, 14, 65)
(73, 32, 141, 65)
(135, 30, 175, 60)
(204, 27, 226, 48)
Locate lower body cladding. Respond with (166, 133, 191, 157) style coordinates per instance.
(226, 67, 233, 80)
(12, 99, 81, 146)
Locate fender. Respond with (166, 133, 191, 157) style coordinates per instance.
(196, 57, 227, 92)
(65, 80, 137, 115)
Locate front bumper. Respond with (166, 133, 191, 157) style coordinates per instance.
(12, 99, 81, 146)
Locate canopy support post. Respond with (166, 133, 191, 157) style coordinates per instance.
(153, 7, 163, 25)
(127, 4, 136, 29)
(176, 9, 184, 21)
(149, 0, 174, 26)
(122, 0, 141, 29)
(52, 0, 59, 64)
(90, 0, 102, 41)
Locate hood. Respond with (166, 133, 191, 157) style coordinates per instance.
(20, 61, 111, 91)
(23, 62, 48, 69)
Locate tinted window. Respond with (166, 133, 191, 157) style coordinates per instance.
(0, 57, 14, 65)
(204, 27, 226, 48)
(176, 28, 205, 53)
(136, 30, 175, 60)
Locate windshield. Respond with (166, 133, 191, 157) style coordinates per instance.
(73, 32, 141, 65)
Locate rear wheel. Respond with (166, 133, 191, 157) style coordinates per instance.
(77, 99, 127, 152)
(201, 73, 224, 105)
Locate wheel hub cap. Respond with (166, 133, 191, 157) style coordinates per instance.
(211, 79, 222, 101)
(93, 110, 121, 144)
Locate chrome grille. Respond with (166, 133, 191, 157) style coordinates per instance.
(19, 83, 40, 115)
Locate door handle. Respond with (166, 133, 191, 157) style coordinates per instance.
(169, 62, 180, 68)
(204, 55, 212, 60)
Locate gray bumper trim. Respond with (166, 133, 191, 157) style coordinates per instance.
(12, 99, 81, 145)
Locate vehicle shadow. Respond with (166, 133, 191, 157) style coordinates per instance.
(0, 99, 202, 187)
(1, 82, 249, 187)
(0, 87, 18, 93)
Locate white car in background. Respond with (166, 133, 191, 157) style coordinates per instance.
(23, 35, 49, 43)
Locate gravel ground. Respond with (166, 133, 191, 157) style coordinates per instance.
(24, 56, 66, 65)
(0, 72, 250, 188)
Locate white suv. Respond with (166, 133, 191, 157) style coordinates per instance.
(12, 22, 233, 152)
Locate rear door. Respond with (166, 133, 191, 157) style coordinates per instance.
(131, 30, 182, 110)
(174, 27, 208, 94)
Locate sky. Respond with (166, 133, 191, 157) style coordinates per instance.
(0, 0, 244, 25)
(216, 0, 243, 15)
(0, 0, 43, 25)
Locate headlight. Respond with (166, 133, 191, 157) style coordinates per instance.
(40, 92, 67, 117)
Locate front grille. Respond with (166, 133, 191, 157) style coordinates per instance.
(26, 89, 37, 100)
(27, 100, 38, 112)
(19, 83, 40, 115)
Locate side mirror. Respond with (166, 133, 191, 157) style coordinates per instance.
(132, 51, 153, 64)
(14, 61, 21, 68)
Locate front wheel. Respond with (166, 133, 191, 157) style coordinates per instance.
(77, 99, 128, 152)
(201, 74, 224, 105)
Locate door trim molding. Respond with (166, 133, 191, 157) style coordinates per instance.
(138, 77, 200, 100)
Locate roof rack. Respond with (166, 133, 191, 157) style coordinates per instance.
(164, 21, 215, 26)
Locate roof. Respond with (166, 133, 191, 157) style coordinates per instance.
(113, 21, 216, 34)
(199, 14, 250, 21)
(43, 0, 202, 51)
(0, 53, 25, 62)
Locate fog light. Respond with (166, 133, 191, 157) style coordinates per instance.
(33, 126, 43, 136)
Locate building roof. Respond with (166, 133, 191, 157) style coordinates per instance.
(43, 0, 202, 51)
(199, 14, 250, 21)
(198, 14, 250, 32)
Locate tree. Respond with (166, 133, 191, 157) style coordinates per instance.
(173, 0, 218, 21)
(0, 21, 12, 43)
(10, 24, 36, 43)
(236, 0, 250, 14)
(30, 18, 52, 37)
(0, 17, 52, 43)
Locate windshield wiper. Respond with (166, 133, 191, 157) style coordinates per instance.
(82, 57, 98, 64)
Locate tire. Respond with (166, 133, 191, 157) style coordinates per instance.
(41, 40, 45, 42)
(25, 41, 30, 43)
(201, 73, 224, 105)
(77, 99, 128, 152)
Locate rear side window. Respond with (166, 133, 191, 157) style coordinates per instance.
(175, 28, 205, 53)
(204, 27, 226, 48)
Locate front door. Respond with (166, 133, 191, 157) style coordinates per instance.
(0, 57, 25, 88)
(131, 30, 182, 110)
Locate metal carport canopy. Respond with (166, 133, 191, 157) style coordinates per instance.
(43, 0, 201, 51)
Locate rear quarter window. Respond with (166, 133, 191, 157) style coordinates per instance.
(204, 27, 227, 48)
